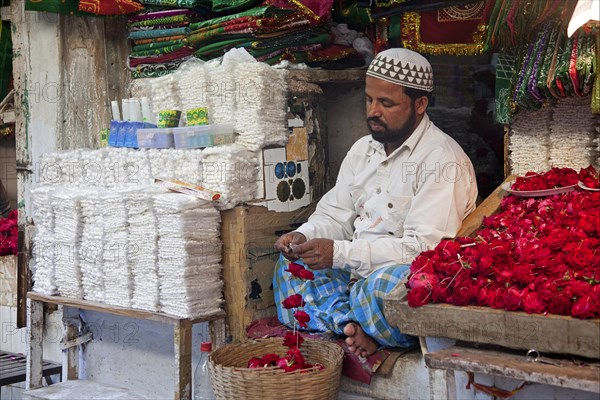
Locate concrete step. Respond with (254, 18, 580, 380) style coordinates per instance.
(339, 350, 429, 400)
(23, 380, 147, 400)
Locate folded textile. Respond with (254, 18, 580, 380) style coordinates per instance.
(138, 0, 209, 9)
(78, 0, 144, 15)
(129, 27, 190, 40)
(129, 48, 194, 67)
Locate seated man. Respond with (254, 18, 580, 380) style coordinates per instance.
(273, 48, 478, 357)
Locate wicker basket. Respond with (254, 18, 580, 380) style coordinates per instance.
(208, 337, 344, 400)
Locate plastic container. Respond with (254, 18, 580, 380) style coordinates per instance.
(136, 128, 175, 149)
(173, 124, 234, 149)
(194, 341, 214, 400)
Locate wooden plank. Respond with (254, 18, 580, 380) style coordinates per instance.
(288, 69, 366, 83)
(425, 346, 600, 393)
(174, 320, 192, 400)
(455, 174, 514, 237)
(27, 292, 225, 325)
(61, 308, 79, 381)
(386, 293, 600, 359)
(209, 319, 227, 349)
(103, 17, 131, 118)
(26, 298, 43, 390)
(58, 15, 108, 150)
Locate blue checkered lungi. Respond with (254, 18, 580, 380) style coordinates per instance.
(273, 254, 416, 348)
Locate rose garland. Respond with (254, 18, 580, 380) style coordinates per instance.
(407, 167, 600, 319)
(247, 262, 324, 372)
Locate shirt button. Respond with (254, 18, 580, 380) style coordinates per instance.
(388, 203, 393, 208)
(382, 161, 388, 167)
(388, 231, 394, 235)
(376, 188, 381, 194)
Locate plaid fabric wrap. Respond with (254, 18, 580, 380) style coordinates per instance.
(273, 254, 417, 348)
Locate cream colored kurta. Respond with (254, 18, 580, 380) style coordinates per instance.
(296, 114, 478, 278)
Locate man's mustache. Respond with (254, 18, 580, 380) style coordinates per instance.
(367, 117, 387, 128)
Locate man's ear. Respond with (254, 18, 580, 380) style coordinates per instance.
(415, 96, 429, 114)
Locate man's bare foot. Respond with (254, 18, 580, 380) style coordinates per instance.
(343, 322, 378, 358)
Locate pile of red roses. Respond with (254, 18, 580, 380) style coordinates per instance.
(579, 165, 600, 189)
(0, 209, 18, 256)
(247, 262, 324, 372)
(406, 186, 599, 319)
(511, 167, 579, 191)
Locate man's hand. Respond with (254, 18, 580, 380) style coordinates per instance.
(290, 239, 334, 270)
(274, 231, 307, 261)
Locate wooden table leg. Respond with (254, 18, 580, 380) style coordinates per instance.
(209, 318, 227, 349)
(174, 320, 192, 400)
(26, 298, 43, 390)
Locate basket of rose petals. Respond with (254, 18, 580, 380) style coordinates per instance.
(208, 336, 344, 400)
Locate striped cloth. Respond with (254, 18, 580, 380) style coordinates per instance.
(273, 254, 416, 348)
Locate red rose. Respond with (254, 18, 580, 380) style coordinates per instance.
(293, 310, 310, 328)
(504, 287, 523, 311)
(282, 294, 305, 309)
(410, 252, 435, 274)
(522, 290, 546, 314)
(432, 282, 450, 303)
(297, 268, 315, 280)
(476, 286, 496, 307)
(512, 264, 534, 284)
(261, 353, 280, 366)
(565, 246, 594, 270)
(578, 165, 599, 188)
(545, 290, 572, 315)
(247, 357, 263, 368)
(543, 228, 570, 249)
(283, 331, 304, 348)
(286, 346, 306, 366)
(449, 279, 478, 306)
(407, 286, 432, 307)
(571, 295, 597, 319)
(490, 288, 507, 309)
(285, 262, 315, 280)
(568, 280, 593, 297)
(408, 272, 439, 291)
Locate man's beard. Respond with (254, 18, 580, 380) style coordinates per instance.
(368, 105, 417, 144)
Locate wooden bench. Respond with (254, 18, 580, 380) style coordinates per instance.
(1, 351, 61, 387)
(424, 344, 600, 399)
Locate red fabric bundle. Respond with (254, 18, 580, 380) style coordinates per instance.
(78, 0, 144, 15)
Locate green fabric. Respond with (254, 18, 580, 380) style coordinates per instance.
(0, 21, 11, 101)
(133, 39, 183, 52)
(554, 33, 575, 97)
(138, 0, 209, 8)
(188, 6, 281, 31)
(577, 33, 594, 95)
(129, 14, 191, 29)
(25, 0, 88, 15)
(536, 25, 558, 101)
(132, 69, 176, 78)
(130, 43, 187, 57)
(495, 53, 517, 124)
(212, 0, 260, 13)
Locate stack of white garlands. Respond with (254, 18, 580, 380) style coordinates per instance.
(549, 97, 597, 169)
(79, 189, 106, 303)
(153, 193, 223, 318)
(125, 187, 165, 312)
(51, 190, 84, 299)
(31, 187, 58, 295)
(232, 61, 288, 151)
(509, 107, 552, 175)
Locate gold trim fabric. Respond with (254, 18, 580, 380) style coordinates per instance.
(401, 12, 487, 56)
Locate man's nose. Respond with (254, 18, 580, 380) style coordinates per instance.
(367, 102, 382, 118)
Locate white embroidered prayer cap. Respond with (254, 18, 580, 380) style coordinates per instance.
(366, 48, 434, 92)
